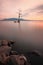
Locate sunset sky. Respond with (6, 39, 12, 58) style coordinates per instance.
(0, 0, 43, 20)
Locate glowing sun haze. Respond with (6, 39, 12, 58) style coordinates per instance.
(0, 0, 43, 20)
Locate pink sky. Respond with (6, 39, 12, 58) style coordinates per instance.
(0, 0, 43, 20)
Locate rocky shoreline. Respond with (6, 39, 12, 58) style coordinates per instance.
(0, 40, 43, 65)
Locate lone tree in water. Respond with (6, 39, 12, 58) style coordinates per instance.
(18, 10, 22, 22)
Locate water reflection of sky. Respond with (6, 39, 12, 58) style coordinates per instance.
(0, 21, 43, 53)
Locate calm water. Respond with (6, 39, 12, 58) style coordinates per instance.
(0, 21, 43, 54)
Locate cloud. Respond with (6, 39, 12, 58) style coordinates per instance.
(40, 10, 43, 13)
(23, 4, 43, 16)
(35, 5, 43, 14)
(30, 4, 43, 14)
(37, 10, 43, 14)
(35, 5, 43, 10)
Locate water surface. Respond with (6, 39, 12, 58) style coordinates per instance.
(0, 21, 43, 54)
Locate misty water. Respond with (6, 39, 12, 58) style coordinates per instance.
(0, 21, 43, 54)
